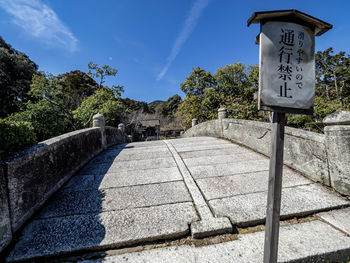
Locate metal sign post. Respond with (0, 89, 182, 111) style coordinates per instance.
(248, 10, 332, 263)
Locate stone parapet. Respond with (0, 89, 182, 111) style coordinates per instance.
(6, 128, 103, 232)
(106, 126, 128, 146)
(0, 162, 11, 252)
(0, 115, 128, 253)
(183, 111, 350, 195)
(324, 111, 350, 196)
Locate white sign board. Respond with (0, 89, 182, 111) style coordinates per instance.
(259, 21, 315, 112)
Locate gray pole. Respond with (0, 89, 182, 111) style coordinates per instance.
(263, 112, 286, 263)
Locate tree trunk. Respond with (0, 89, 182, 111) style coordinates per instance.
(333, 70, 340, 101)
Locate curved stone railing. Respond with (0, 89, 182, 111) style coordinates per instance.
(183, 109, 350, 198)
(0, 114, 128, 252)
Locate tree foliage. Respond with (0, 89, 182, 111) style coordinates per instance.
(0, 36, 38, 118)
(57, 70, 98, 110)
(180, 67, 216, 97)
(73, 88, 124, 128)
(8, 100, 73, 141)
(177, 64, 260, 129)
(0, 119, 37, 157)
(178, 49, 350, 132)
(155, 94, 182, 118)
(288, 48, 350, 132)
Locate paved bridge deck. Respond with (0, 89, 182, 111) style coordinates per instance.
(6, 137, 350, 262)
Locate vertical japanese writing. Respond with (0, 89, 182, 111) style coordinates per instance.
(296, 32, 304, 89)
(260, 21, 315, 110)
(277, 29, 295, 98)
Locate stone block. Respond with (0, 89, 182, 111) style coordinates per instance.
(210, 184, 349, 226)
(183, 152, 265, 167)
(325, 125, 350, 196)
(188, 159, 270, 179)
(175, 143, 234, 153)
(114, 141, 166, 148)
(190, 217, 232, 238)
(88, 148, 172, 165)
(179, 146, 251, 159)
(77, 221, 350, 263)
(196, 169, 311, 200)
(65, 167, 182, 191)
(38, 181, 192, 218)
(79, 157, 177, 175)
(7, 203, 198, 262)
(317, 207, 350, 235)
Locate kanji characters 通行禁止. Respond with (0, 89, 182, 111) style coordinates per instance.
(277, 28, 295, 98)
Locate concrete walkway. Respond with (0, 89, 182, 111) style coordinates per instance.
(6, 137, 350, 262)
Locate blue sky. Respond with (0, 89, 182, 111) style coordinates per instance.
(0, 0, 349, 102)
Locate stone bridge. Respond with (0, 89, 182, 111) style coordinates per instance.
(1, 112, 350, 262)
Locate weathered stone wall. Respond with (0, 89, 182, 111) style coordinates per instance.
(185, 120, 222, 138)
(5, 128, 103, 232)
(323, 111, 350, 196)
(0, 114, 128, 253)
(183, 111, 330, 188)
(106, 126, 128, 146)
(221, 119, 329, 185)
(0, 162, 11, 252)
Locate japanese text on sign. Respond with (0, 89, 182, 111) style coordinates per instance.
(259, 21, 315, 110)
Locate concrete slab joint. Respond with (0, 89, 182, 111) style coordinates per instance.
(323, 110, 350, 196)
(163, 140, 232, 238)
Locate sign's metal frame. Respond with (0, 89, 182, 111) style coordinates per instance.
(248, 10, 332, 263)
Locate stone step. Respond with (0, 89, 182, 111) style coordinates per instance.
(6, 203, 199, 262)
(209, 184, 350, 227)
(77, 220, 350, 263)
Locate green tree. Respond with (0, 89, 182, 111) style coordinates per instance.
(176, 95, 204, 129)
(214, 63, 249, 98)
(178, 64, 262, 129)
(57, 70, 98, 110)
(0, 36, 38, 117)
(8, 100, 73, 141)
(288, 48, 350, 132)
(0, 119, 37, 157)
(165, 94, 182, 117)
(73, 88, 124, 128)
(180, 67, 216, 97)
(88, 61, 119, 89)
(29, 72, 76, 128)
(154, 95, 182, 118)
(177, 67, 218, 128)
(316, 48, 350, 104)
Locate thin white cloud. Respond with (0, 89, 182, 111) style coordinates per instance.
(157, 0, 210, 81)
(0, 0, 78, 52)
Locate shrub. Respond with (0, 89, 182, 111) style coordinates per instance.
(8, 100, 73, 141)
(0, 119, 37, 157)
